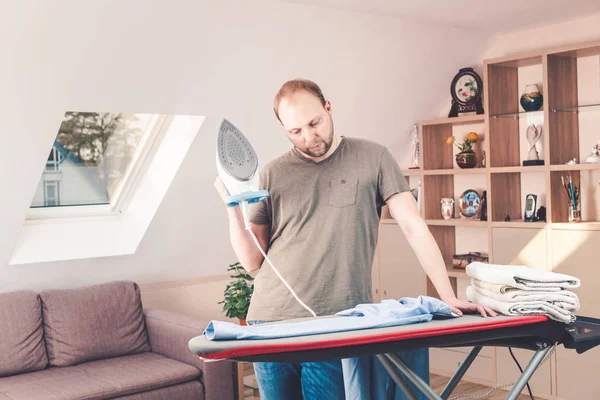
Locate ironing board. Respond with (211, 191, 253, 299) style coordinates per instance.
(189, 314, 600, 400)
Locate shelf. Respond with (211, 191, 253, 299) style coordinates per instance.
(491, 220, 548, 229)
(549, 163, 600, 171)
(551, 222, 600, 231)
(490, 166, 546, 173)
(489, 109, 544, 119)
(423, 168, 488, 175)
(550, 103, 600, 113)
(447, 269, 467, 279)
(487, 165, 600, 173)
(421, 115, 485, 126)
(426, 219, 488, 227)
(403, 169, 422, 176)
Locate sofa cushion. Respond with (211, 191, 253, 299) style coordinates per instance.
(0, 290, 48, 377)
(40, 280, 151, 367)
(115, 380, 203, 400)
(0, 352, 200, 400)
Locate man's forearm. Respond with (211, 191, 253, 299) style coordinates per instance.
(227, 207, 264, 272)
(402, 219, 456, 301)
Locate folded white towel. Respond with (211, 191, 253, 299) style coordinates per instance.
(471, 278, 521, 293)
(466, 262, 580, 290)
(470, 282, 580, 311)
(466, 286, 575, 323)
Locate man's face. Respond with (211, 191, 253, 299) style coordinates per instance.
(277, 91, 334, 159)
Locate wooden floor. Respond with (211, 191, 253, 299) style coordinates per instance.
(243, 373, 532, 399)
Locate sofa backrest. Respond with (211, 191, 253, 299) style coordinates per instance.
(40, 280, 151, 367)
(0, 290, 48, 377)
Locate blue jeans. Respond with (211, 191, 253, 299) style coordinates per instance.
(248, 320, 346, 400)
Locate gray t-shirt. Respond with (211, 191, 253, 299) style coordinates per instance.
(247, 137, 410, 321)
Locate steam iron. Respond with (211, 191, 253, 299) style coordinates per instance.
(216, 119, 269, 208)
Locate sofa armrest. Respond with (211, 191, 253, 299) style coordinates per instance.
(143, 308, 234, 400)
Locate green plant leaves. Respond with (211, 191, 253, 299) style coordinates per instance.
(219, 261, 254, 319)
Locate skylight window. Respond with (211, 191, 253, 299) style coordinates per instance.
(29, 111, 163, 215)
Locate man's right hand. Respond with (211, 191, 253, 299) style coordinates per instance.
(214, 176, 230, 203)
(214, 176, 268, 273)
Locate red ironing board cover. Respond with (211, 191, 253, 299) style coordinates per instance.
(195, 315, 548, 360)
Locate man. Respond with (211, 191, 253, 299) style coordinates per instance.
(214, 79, 496, 399)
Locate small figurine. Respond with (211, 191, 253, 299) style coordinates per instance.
(584, 143, 600, 164)
(409, 124, 420, 169)
(526, 125, 542, 160)
(536, 206, 547, 222)
(566, 158, 578, 165)
(481, 150, 486, 168)
(479, 190, 488, 221)
(504, 214, 511, 222)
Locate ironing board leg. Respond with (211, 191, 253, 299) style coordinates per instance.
(505, 344, 552, 400)
(440, 346, 482, 399)
(385, 352, 443, 400)
(376, 354, 419, 400)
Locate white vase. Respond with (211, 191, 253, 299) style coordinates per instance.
(441, 198, 454, 220)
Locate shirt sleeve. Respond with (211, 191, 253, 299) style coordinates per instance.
(378, 146, 411, 203)
(249, 167, 271, 225)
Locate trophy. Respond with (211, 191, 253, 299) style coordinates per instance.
(409, 124, 420, 169)
(523, 124, 544, 166)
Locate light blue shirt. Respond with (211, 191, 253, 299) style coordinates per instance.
(204, 296, 458, 340)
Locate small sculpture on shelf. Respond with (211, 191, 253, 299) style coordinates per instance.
(520, 84, 543, 112)
(537, 206, 547, 222)
(481, 150, 486, 168)
(523, 124, 544, 166)
(584, 143, 600, 164)
(409, 124, 420, 169)
(479, 190, 487, 221)
(447, 132, 479, 168)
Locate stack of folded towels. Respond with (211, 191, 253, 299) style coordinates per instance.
(465, 262, 581, 323)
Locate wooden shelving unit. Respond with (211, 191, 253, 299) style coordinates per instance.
(382, 39, 600, 288)
(379, 38, 600, 400)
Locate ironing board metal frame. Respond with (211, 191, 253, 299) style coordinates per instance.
(377, 343, 551, 400)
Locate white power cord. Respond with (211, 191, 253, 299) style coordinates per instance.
(448, 344, 556, 400)
(240, 201, 317, 318)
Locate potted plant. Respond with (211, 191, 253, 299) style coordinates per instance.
(447, 132, 479, 168)
(218, 262, 254, 325)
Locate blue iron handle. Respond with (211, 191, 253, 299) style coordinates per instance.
(226, 190, 270, 207)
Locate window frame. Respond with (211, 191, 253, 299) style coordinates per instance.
(27, 114, 167, 222)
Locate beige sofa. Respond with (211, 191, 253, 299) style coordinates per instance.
(0, 280, 233, 400)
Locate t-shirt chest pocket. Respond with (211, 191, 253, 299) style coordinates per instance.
(328, 177, 358, 208)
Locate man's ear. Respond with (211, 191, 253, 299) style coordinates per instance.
(324, 100, 332, 112)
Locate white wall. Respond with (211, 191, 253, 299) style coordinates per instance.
(483, 13, 600, 58)
(0, 0, 492, 293)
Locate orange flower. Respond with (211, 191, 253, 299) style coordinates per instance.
(446, 136, 455, 144)
(466, 132, 479, 142)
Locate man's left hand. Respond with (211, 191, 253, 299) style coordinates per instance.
(442, 297, 498, 317)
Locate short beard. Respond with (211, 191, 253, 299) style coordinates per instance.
(296, 120, 334, 158)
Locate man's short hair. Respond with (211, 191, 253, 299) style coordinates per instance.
(273, 79, 326, 122)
